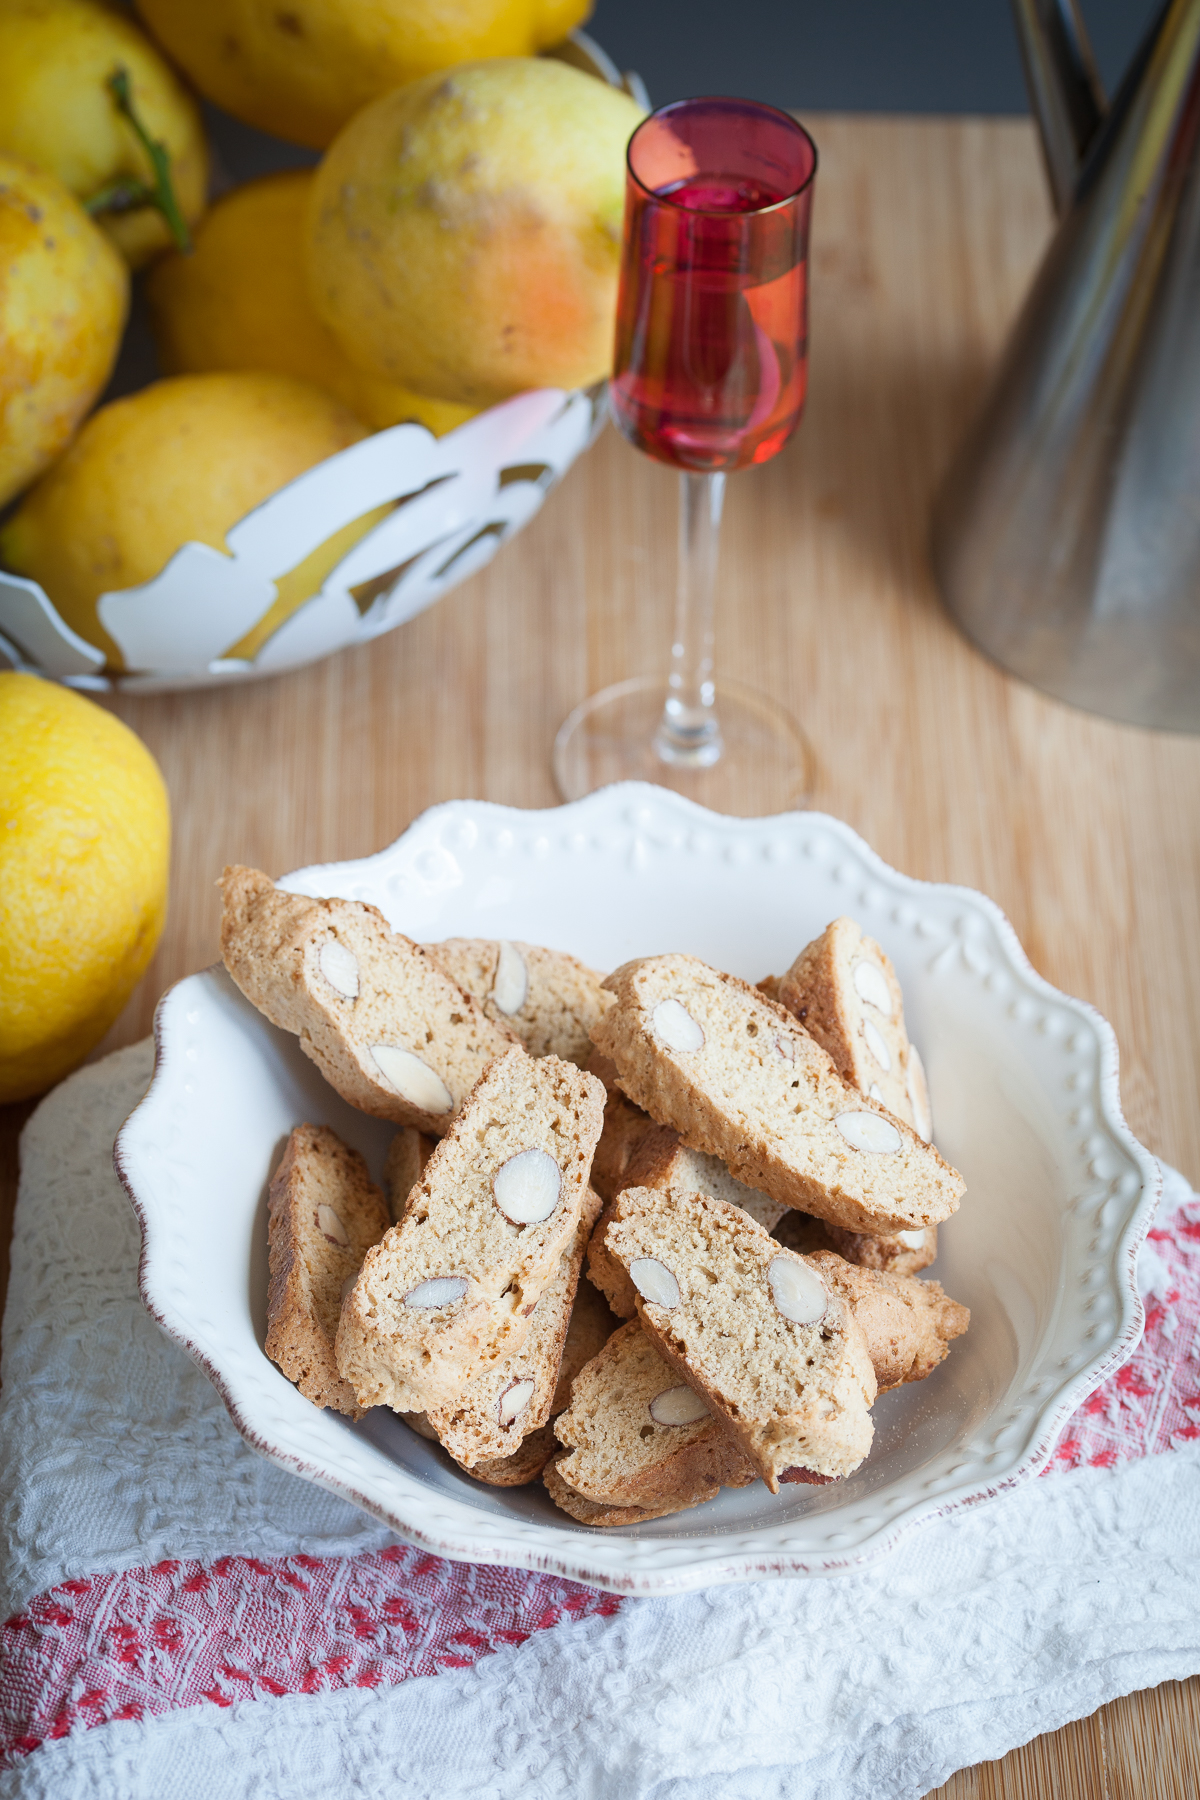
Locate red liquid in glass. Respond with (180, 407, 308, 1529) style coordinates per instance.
(610, 173, 809, 474)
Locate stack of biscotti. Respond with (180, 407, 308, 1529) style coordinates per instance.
(591, 953, 964, 1236)
(547, 1238, 970, 1523)
(546, 1189, 971, 1523)
(603, 1186, 878, 1492)
(423, 938, 609, 1067)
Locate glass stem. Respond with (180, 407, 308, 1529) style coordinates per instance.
(654, 470, 726, 769)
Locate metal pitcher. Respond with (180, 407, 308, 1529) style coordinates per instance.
(931, 0, 1200, 732)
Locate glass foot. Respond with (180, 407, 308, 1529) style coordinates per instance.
(552, 676, 815, 814)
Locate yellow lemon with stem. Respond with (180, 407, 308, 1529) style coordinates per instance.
(0, 0, 207, 268)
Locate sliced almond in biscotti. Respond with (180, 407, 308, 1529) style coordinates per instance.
(587, 1122, 787, 1320)
(265, 1124, 391, 1419)
(335, 1047, 604, 1413)
(773, 917, 929, 1137)
(547, 1319, 757, 1522)
(220, 866, 519, 1134)
(592, 954, 963, 1235)
(424, 938, 610, 1067)
(805, 1250, 969, 1391)
(427, 1186, 602, 1467)
(383, 1127, 437, 1224)
(604, 1185, 877, 1492)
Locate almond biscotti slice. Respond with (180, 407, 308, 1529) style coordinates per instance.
(384, 1127, 436, 1223)
(423, 938, 609, 1067)
(547, 1320, 757, 1521)
(806, 1250, 969, 1391)
(460, 1254, 621, 1487)
(265, 1124, 390, 1418)
(774, 918, 933, 1139)
(335, 1047, 605, 1413)
(427, 1186, 603, 1467)
(587, 1122, 787, 1320)
(220, 866, 519, 1134)
(592, 954, 963, 1236)
(605, 1186, 877, 1492)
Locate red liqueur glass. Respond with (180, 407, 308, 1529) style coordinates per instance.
(554, 97, 817, 806)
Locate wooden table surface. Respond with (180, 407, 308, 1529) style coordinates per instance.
(3, 113, 1199, 1795)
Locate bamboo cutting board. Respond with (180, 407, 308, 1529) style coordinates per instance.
(2, 114, 1198, 1796)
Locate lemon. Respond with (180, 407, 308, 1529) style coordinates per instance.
(0, 152, 128, 508)
(306, 58, 645, 407)
(135, 0, 542, 149)
(0, 372, 377, 670)
(0, 672, 169, 1102)
(0, 0, 208, 269)
(146, 172, 478, 435)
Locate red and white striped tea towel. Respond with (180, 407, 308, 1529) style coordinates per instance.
(1, 1043, 1198, 1800)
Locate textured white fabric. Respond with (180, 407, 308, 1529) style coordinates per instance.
(2, 1046, 1199, 1800)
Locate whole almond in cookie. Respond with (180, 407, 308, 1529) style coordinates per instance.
(604, 1185, 878, 1492)
(591, 953, 964, 1236)
(335, 1047, 604, 1414)
(220, 866, 519, 1133)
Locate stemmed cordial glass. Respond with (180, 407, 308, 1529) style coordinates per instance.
(553, 97, 818, 810)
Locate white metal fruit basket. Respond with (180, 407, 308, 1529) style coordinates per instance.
(0, 33, 637, 696)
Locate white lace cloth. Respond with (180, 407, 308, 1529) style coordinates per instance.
(1, 1043, 1198, 1799)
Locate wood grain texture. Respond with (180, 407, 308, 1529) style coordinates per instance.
(3, 114, 1198, 1793)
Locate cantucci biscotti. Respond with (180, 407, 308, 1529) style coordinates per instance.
(805, 1251, 969, 1391)
(773, 917, 933, 1140)
(592, 953, 964, 1235)
(423, 938, 609, 1067)
(264, 1124, 390, 1419)
(426, 1186, 603, 1467)
(605, 1186, 878, 1491)
(587, 1122, 787, 1320)
(547, 1320, 757, 1522)
(455, 1253, 620, 1487)
(335, 1047, 604, 1413)
(220, 866, 518, 1134)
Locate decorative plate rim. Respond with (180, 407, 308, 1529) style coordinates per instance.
(115, 782, 1161, 1592)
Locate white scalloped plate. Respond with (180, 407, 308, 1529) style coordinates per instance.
(115, 784, 1159, 1593)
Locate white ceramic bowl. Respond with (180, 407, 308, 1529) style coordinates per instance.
(115, 785, 1159, 1594)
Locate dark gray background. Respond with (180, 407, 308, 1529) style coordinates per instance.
(588, 1, 1157, 114)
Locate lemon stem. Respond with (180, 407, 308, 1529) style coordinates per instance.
(86, 66, 191, 253)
